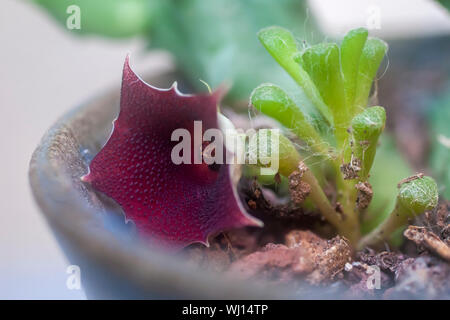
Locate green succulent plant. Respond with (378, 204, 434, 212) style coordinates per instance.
(31, 0, 440, 249)
(249, 26, 439, 248)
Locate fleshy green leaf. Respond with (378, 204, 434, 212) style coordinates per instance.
(340, 28, 368, 115)
(350, 106, 386, 180)
(250, 83, 328, 154)
(353, 38, 388, 112)
(258, 26, 334, 125)
(358, 175, 438, 249)
(398, 176, 438, 217)
(34, 0, 319, 100)
(298, 43, 347, 145)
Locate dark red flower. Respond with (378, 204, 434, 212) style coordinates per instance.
(82, 56, 261, 250)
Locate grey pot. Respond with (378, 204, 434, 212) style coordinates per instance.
(29, 71, 303, 299)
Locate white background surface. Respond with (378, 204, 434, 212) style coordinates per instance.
(0, 0, 171, 299)
(0, 0, 448, 299)
(309, 0, 450, 38)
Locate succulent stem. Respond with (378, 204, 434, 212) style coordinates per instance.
(251, 130, 361, 242)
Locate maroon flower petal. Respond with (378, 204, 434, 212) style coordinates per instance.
(82, 56, 261, 250)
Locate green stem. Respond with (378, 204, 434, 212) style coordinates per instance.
(333, 158, 360, 243)
(357, 204, 406, 250)
(302, 169, 343, 229)
(253, 130, 359, 243)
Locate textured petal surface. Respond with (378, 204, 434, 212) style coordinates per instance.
(83, 56, 261, 249)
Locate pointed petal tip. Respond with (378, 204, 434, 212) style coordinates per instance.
(169, 81, 179, 92)
(80, 174, 90, 183)
(246, 215, 264, 228)
(122, 53, 138, 82)
(212, 82, 231, 102)
(200, 238, 211, 248)
(235, 207, 264, 229)
(123, 52, 132, 71)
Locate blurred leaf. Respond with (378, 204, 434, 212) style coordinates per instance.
(150, 0, 319, 101)
(34, 0, 155, 37)
(436, 0, 450, 11)
(33, 0, 320, 101)
(428, 87, 450, 200)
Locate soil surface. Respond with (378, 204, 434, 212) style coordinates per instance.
(184, 181, 450, 299)
(183, 61, 450, 298)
